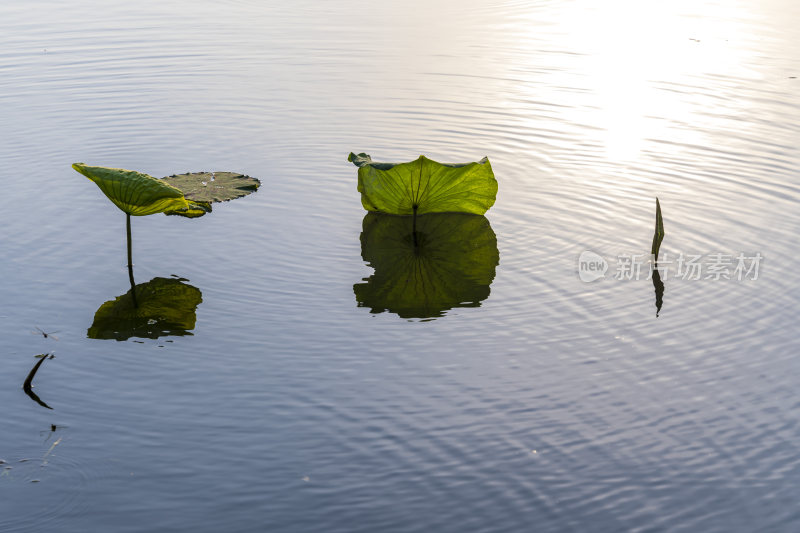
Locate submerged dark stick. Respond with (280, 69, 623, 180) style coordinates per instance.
(23, 356, 53, 410)
(126, 214, 138, 307)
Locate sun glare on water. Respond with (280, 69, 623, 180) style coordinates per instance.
(554, 0, 757, 161)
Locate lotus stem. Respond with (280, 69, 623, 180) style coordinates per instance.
(126, 213, 133, 271)
(412, 204, 418, 250)
(126, 214, 138, 307)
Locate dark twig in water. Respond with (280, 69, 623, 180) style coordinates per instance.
(23, 355, 54, 410)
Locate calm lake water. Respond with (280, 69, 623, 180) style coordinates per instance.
(2, 1, 799, 531)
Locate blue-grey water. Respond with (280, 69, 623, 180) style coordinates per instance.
(1, 1, 799, 531)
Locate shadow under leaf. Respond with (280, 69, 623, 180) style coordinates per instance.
(354, 212, 499, 320)
(88, 277, 202, 341)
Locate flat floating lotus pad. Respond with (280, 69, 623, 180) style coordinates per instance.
(162, 172, 261, 204)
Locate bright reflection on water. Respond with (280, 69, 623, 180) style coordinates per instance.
(1, 0, 799, 531)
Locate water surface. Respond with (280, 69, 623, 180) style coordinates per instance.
(1, 1, 799, 531)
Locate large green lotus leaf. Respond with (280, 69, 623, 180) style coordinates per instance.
(348, 153, 497, 215)
(72, 163, 211, 218)
(161, 172, 261, 203)
(354, 212, 499, 319)
(87, 277, 202, 341)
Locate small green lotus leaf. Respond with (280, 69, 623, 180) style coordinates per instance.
(651, 198, 664, 261)
(354, 212, 499, 319)
(348, 153, 497, 216)
(161, 172, 261, 203)
(72, 163, 204, 218)
(87, 277, 202, 341)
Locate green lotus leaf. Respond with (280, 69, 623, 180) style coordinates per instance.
(161, 172, 261, 203)
(87, 277, 202, 341)
(651, 198, 665, 316)
(72, 163, 211, 218)
(354, 212, 499, 319)
(348, 153, 497, 215)
(651, 198, 664, 261)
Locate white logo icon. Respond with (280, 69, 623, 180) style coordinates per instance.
(578, 251, 608, 282)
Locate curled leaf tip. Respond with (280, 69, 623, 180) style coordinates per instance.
(348, 152, 373, 167)
(165, 200, 213, 218)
